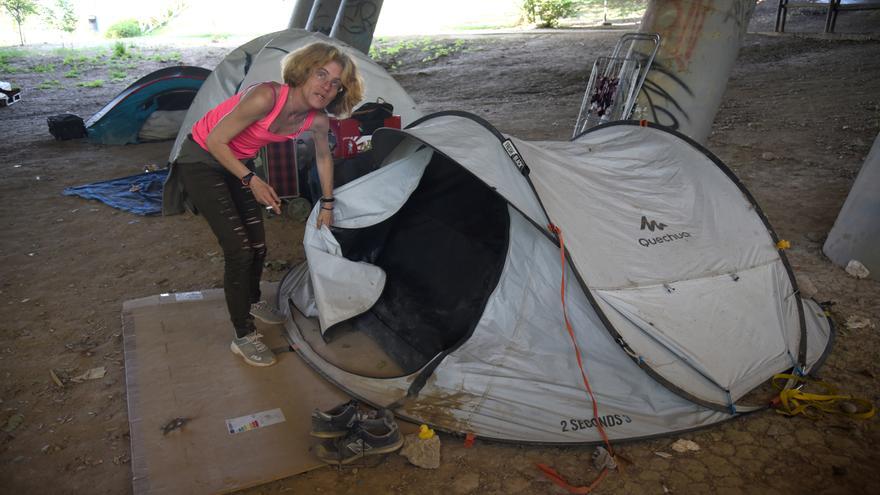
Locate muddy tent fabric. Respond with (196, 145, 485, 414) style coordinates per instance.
(163, 29, 421, 216)
(278, 113, 834, 444)
(86, 66, 210, 145)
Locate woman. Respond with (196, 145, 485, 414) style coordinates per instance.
(173, 42, 364, 367)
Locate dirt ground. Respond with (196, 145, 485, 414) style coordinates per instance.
(2, 3, 879, 494)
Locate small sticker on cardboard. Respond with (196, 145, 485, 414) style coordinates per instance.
(226, 408, 286, 435)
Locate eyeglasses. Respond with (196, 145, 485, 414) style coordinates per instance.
(313, 68, 344, 93)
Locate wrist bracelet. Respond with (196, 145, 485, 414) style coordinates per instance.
(321, 205, 334, 211)
(319, 196, 335, 204)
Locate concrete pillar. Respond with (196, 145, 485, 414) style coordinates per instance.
(289, 0, 316, 29)
(823, 132, 880, 280)
(636, 0, 756, 144)
(288, 0, 382, 54)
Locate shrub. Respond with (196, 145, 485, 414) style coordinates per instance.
(522, 0, 582, 28)
(106, 18, 142, 39)
(112, 41, 128, 58)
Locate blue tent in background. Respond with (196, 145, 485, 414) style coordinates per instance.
(86, 66, 210, 145)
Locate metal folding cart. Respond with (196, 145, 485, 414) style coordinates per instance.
(573, 32, 661, 138)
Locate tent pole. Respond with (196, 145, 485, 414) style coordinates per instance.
(330, 0, 350, 39)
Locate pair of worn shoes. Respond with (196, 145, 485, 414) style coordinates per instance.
(310, 400, 404, 465)
(229, 302, 286, 367)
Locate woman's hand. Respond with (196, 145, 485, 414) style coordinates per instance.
(249, 176, 281, 214)
(316, 206, 333, 228)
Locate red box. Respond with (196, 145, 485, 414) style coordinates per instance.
(383, 115, 401, 129)
(329, 118, 361, 159)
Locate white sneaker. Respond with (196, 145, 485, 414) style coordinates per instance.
(249, 301, 285, 325)
(230, 332, 276, 367)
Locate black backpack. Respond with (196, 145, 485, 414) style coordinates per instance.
(47, 113, 87, 140)
(351, 99, 393, 135)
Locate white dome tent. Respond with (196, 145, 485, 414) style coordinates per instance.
(163, 29, 420, 215)
(277, 112, 834, 443)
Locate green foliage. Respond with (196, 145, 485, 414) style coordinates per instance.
(61, 52, 90, 66)
(150, 51, 181, 63)
(42, 0, 77, 34)
(31, 62, 54, 72)
(109, 69, 126, 80)
(0, 47, 26, 72)
(37, 79, 62, 89)
(106, 18, 143, 39)
(521, 0, 582, 28)
(77, 79, 104, 88)
(112, 41, 128, 58)
(1, 0, 39, 44)
(140, 2, 185, 36)
(420, 43, 454, 63)
(370, 38, 468, 70)
(0, 47, 28, 59)
(63, 68, 79, 78)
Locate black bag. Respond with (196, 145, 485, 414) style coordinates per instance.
(47, 113, 87, 140)
(351, 99, 393, 135)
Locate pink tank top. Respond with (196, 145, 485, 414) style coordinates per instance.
(191, 84, 317, 159)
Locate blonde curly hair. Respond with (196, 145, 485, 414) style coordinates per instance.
(281, 42, 364, 118)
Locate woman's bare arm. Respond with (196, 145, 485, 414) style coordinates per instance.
(310, 114, 335, 227)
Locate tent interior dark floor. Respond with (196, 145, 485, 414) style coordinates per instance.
(290, 150, 510, 376)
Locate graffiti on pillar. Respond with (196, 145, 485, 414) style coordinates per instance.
(637, 0, 753, 140)
(311, 1, 380, 35)
(638, 60, 693, 132)
(648, 0, 712, 73)
(341, 0, 380, 35)
(312, 13, 334, 35)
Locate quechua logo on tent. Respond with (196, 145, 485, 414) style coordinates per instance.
(640, 216, 667, 232)
(638, 216, 691, 248)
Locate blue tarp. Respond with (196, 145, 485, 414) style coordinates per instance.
(63, 169, 168, 216)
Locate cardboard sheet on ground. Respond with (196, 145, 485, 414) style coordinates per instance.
(122, 284, 348, 495)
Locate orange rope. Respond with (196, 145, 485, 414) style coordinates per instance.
(536, 463, 609, 494)
(536, 224, 617, 493)
(547, 223, 614, 453)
